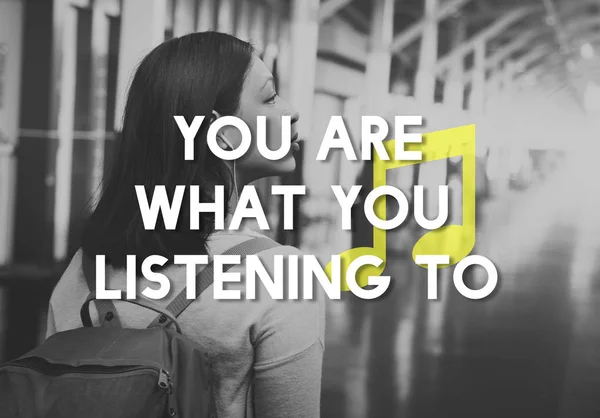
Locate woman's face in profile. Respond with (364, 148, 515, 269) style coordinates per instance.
(222, 55, 300, 178)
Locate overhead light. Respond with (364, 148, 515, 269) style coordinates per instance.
(580, 42, 595, 60)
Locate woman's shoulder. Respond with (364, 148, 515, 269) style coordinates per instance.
(51, 250, 87, 297)
(208, 229, 303, 257)
(47, 250, 91, 333)
(233, 235, 325, 350)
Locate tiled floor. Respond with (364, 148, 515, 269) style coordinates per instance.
(321, 164, 600, 417)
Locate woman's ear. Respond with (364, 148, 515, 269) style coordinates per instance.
(211, 110, 223, 123)
(210, 110, 231, 150)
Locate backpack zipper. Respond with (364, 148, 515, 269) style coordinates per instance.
(158, 368, 170, 389)
(159, 368, 177, 417)
(4, 359, 177, 415)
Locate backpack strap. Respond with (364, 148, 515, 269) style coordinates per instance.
(81, 251, 122, 328)
(147, 236, 280, 329)
(81, 291, 183, 334)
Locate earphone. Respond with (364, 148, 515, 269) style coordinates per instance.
(211, 111, 239, 206)
(221, 135, 239, 205)
(219, 134, 235, 152)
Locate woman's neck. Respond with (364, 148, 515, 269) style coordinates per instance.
(222, 163, 271, 232)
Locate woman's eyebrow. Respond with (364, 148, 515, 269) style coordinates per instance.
(261, 76, 275, 92)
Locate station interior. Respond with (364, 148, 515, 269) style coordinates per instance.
(1, 0, 600, 416)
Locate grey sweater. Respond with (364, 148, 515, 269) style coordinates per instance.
(46, 229, 326, 417)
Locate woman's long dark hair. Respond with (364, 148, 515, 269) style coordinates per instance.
(82, 32, 254, 269)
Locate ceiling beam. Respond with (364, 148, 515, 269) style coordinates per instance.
(541, 0, 583, 108)
(435, 5, 543, 75)
(390, 0, 474, 53)
(341, 2, 371, 32)
(515, 44, 556, 69)
(469, 0, 600, 22)
(318, 0, 356, 22)
(520, 56, 568, 82)
(461, 27, 549, 81)
(483, 12, 600, 58)
(464, 0, 600, 35)
(395, 4, 422, 19)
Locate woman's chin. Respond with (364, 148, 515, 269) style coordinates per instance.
(276, 156, 297, 175)
(265, 154, 297, 177)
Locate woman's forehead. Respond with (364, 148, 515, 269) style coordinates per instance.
(245, 56, 273, 91)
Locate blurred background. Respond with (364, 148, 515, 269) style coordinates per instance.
(1, 0, 600, 416)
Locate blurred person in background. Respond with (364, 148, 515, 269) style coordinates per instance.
(45, 31, 324, 418)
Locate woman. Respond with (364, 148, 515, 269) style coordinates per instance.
(46, 32, 325, 417)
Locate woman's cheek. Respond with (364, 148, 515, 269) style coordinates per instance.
(264, 119, 277, 148)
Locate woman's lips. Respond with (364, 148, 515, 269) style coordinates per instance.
(291, 133, 300, 152)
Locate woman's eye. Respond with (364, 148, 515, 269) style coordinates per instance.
(266, 93, 278, 104)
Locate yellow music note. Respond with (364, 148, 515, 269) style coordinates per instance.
(326, 124, 476, 291)
(411, 124, 476, 268)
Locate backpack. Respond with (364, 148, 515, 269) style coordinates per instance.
(0, 236, 279, 418)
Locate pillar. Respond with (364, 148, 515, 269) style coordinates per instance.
(444, 19, 468, 240)
(217, 0, 235, 35)
(173, 0, 197, 37)
(485, 70, 503, 113)
(365, 0, 395, 111)
(414, 0, 438, 105)
(236, 0, 251, 41)
(361, 0, 397, 251)
(257, 4, 281, 228)
(249, 3, 267, 52)
(501, 60, 517, 100)
(88, 0, 111, 208)
(11, 0, 59, 263)
(0, 0, 24, 264)
(494, 59, 516, 122)
(289, 0, 319, 143)
(415, 0, 446, 222)
(487, 59, 516, 195)
(52, 5, 78, 261)
(444, 17, 466, 109)
(114, 0, 166, 131)
(266, 7, 281, 46)
(196, 0, 216, 32)
(468, 39, 486, 114)
(279, 0, 319, 247)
